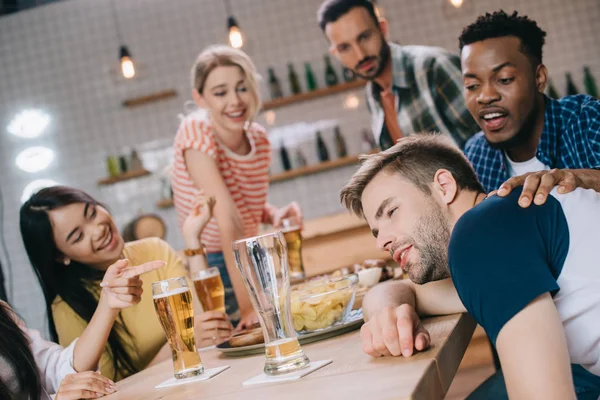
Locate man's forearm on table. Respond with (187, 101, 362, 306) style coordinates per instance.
(362, 280, 416, 321)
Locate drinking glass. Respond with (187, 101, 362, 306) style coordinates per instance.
(233, 231, 310, 375)
(281, 217, 305, 281)
(152, 276, 204, 379)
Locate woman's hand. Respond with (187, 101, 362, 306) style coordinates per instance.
(235, 309, 260, 332)
(194, 311, 233, 347)
(55, 371, 116, 399)
(100, 259, 166, 310)
(182, 195, 216, 247)
(272, 201, 303, 229)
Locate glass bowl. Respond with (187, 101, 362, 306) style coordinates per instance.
(290, 274, 358, 333)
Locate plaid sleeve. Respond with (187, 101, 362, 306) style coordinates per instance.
(581, 99, 600, 168)
(431, 53, 479, 146)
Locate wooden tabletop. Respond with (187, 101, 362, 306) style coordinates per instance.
(106, 313, 475, 400)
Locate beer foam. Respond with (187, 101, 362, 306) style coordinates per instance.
(152, 287, 190, 299)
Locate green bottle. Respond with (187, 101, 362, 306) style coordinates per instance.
(324, 55, 339, 87)
(280, 141, 291, 171)
(316, 131, 330, 162)
(565, 72, 579, 96)
(546, 79, 560, 99)
(268, 67, 283, 99)
(106, 154, 119, 177)
(288, 63, 302, 95)
(343, 67, 356, 82)
(583, 67, 598, 98)
(305, 63, 318, 91)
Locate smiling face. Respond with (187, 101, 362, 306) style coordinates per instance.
(325, 7, 390, 80)
(48, 202, 124, 269)
(361, 170, 451, 284)
(197, 65, 255, 135)
(461, 36, 547, 150)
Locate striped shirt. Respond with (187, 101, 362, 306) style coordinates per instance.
(365, 43, 479, 150)
(171, 115, 272, 252)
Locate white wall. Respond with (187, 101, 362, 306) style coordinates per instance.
(0, 0, 598, 333)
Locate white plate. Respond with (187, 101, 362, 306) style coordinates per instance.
(216, 309, 364, 357)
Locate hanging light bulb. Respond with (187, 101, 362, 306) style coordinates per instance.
(227, 16, 244, 49)
(450, 0, 464, 8)
(120, 45, 135, 79)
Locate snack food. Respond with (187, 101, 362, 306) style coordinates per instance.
(229, 327, 265, 347)
(290, 274, 357, 332)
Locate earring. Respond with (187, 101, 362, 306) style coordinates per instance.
(64, 258, 71, 266)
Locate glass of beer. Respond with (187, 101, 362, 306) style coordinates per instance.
(281, 217, 305, 281)
(233, 231, 310, 376)
(193, 268, 225, 313)
(152, 277, 204, 379)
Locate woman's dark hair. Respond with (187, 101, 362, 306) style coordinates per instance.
(0, 301, 41, 399)
(20, 186, 137, 380)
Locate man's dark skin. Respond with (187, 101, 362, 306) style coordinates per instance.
(461, 36, 600, 206)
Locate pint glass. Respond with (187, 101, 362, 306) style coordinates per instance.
(233, 231, 310, 375)
(193, 267, 226, 313)
(281, 217, 305, 281)
(152, 276, 204, 379)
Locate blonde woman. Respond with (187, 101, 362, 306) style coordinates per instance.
(171, 45, 302, 329)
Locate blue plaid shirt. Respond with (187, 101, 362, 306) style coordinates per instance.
(464, 95, 600, 193)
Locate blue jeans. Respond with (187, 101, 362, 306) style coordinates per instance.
(206, 252, 240, 324)
(467, 364, 600, 399)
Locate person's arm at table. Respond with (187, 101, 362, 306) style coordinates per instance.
(496, 293, 575, 399)
(360, 278, 465, 357)
(185, 149, 257, 329)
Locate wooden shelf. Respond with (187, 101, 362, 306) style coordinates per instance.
(262, 80, 366, 111)
(270, 150, 378, 183)
(153, 149, 378, 207)
(97, 169, 151, 186)
(122, 89, 177, 108)
(156, 198, 174, 209)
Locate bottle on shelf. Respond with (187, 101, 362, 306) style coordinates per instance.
(106, 152, 120, 178)
(316, 131, 330, 162)
(129, 148, 143, 171)
(118, 147, 130, 174)
(583, 66, 598, 98)
(268, 67, 283, 99)
(305, 62, 318, 91)
(280, 140, 292, 171)
(361, 129, 377, 153)
(295, 149, 308, 168)
(288, 63, 302, 95)
(334, 126, 348, 158)
(565, 72, 579, 96)
(324, 55, 339, 87)
(343, 67, 356, 82)
(546, 79, 560, 99)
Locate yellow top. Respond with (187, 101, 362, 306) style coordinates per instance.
(52, 237, 191, 381)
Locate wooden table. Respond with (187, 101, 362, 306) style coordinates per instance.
(106, 313, 475, 400)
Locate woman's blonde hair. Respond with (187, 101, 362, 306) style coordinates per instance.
(191, 45, 261, 121)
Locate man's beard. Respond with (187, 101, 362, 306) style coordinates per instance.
(406, 202, 451, 285)
(486, 100, 540, 151)
(353, 39, 391, 81)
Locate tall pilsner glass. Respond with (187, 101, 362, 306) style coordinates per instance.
(152, 276, 204, 379)
(233, 231, 310, 375)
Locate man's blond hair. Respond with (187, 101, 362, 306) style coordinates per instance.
(340, 133, 484, 218)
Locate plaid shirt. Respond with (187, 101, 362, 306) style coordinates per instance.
(465, 95, 600, 193)
(365, 43, 479, 150)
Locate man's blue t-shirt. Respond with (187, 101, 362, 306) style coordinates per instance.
(448, 187, 600, 389)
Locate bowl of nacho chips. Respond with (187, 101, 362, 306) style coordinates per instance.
(290, 274, 358, 333)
